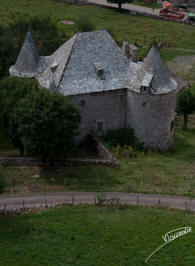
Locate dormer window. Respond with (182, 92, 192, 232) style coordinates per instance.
(94, 63, 104, 79)
(141, 73, 153, 93)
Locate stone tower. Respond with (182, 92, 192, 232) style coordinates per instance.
(127, 45, 179, 151)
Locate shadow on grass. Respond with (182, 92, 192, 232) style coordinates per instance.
(39, 165, 122, 192)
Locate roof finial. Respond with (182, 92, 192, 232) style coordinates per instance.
(28, 22, 32, 32)
(153, 35, 156, 46)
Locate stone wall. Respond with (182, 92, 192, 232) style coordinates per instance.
(0, 137, 119, 167)
(127, 89, 177, 151)
(70, 89, 127, 144)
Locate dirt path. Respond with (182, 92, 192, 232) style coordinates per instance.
(167, 55, 195, 82)
(88, 0, 160, 15)
(0, 192, 194, 212)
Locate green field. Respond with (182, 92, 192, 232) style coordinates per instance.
(0, 205, 194, 265)
(0, 0, 194, 50)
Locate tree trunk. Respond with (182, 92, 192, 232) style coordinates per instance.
(118, 2, 122, 10)
(183, 113, 188, 130)
(44, 155, 53, 169)
(19, 145, 24, 157)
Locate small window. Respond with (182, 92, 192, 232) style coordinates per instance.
(142, 102, 147, 107)
(141, 86, 147, 93)
(79, 100, 85, 107)
(97, 122, 103, 132)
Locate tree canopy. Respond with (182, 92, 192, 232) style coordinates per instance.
(10, 89, 81, 164)
(177, 87, 195, 130)
(0, 77, 39, 155)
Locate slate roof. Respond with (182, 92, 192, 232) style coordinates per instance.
(10, 32, 40, 78)
(10, 30, 180, 95)
(131, 45, 177, 94)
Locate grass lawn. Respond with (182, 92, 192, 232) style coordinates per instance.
(133, 0, 162, 9)
(0, 205, 194, 265)
(1, 113, 195, 196)
(0, 0, 194, 50)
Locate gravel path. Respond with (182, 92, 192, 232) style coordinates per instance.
(167, 55, 195, 77)
(0, 192, 194, 212)
(88, 0, 161, 15)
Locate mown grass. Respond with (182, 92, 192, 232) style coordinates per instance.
(0, 205, 194, 265)
(133, 0, 162, 9)
(0, 0, 194, 50)
(0, 0, 194, 196)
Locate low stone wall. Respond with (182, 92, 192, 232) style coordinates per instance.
(0, 157, 119, 168)
(85, 134, 113, 160)
(0, 137, 119, 168)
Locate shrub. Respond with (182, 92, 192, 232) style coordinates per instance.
(102, 127, 142, 150)
(74, 16, 95, 33)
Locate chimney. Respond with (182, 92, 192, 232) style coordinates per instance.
(129, 44, 138, 63)
(122, 41, 130, 58)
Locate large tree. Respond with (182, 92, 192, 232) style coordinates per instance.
(0, 77, 38, 156)
(10, 89, 81, 165)
(177, 88, 195, 130)
(107, 0, 134, 10)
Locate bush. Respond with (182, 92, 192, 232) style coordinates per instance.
(102, 127, 142, 150)
(74, 16, 95, 33)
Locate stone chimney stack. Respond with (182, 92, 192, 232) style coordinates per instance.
(129, 44, 138, 63)
(122, 42, 138, 63)
(122, 41, 130, 58)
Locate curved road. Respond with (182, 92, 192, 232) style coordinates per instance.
(0, 192, 194, 212)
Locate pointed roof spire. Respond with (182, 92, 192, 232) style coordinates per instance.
(14, 27, 39, 76)
(141, 45, 177, 93)
(131, 45, 177, 94)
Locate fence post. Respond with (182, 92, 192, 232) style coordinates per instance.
(185, 201, 188, 211)
(72, 194, 74, 206)
(158, 199, 161, 207)
(4, 204, 6, 214)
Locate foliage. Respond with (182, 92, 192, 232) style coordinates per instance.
(74, 16, 95, 33)
(107, 0, 134, 9)
(0, 77, 39, 155)
(177, 87, 195, 130)
(10, 89, 81, 162)
(0, 16, 64, 78)
(102, 127, 142, 150)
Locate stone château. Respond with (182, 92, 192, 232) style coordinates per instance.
(9, 30, 186, 150)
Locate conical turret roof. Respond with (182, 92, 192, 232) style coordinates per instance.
(14, 31, 40, 75)
(131, 45, 177, 94)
